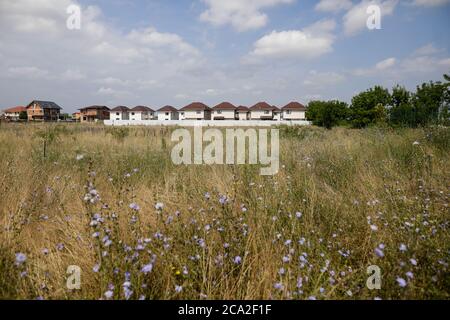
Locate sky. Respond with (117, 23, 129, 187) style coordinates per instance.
(0, 0, 449, 113)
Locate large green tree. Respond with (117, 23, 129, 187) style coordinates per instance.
(349, 86, 390, 128)
(306, 100, 348, 129)
(412, 79, 447, 126)
(388, 85, 414, 127)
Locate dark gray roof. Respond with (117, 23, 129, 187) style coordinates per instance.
(27, 100, 62, 110)
(111, 106, 130, 112)
(79, 105, 110, 111)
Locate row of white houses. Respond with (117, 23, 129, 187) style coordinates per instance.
(109, 102, 307, 122)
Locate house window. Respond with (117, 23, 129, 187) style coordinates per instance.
(286, 110, 292, 115)
(116, 113, 120, 116)
(131, 112, 135, 116)
(166, 112, 169, 116)
(217, 110, 222, 114)
(264, 110, 270, 114)
(196, 111, 201, 114)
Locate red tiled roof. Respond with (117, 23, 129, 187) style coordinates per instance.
(158, 105, 178, 112)
(181, 102, 211, 111)
(249, 102, 275, 111)
(282, 102, 306, 111)
(3, 106, 26, 113)
(236, 106, 249, 112)
(212, 102, 236, 110)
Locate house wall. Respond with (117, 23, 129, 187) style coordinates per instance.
(27, 103, 60, 121)
(237, 112, 249, 120)
(81, 109, 110, 122)
(111, 111, 129, 121)
(158, 111, 178, 120)
(283, 110, 306, 120)
(250, 110, 273, 120)
(5, 112, 21, 119)
(213, 110, 236, 120)
(130, 111, 143, 121)
(183, 110, 211, 120)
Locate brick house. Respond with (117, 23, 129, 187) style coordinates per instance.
(26, 100, 62, 122)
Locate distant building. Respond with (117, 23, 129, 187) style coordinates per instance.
(110, 106, 130, 121)
(236, 106, 250, 121)
(249, 102, 277, 120)
(157, 106, 179, 120)
(26, 100, 62, 122)
(282, 102, 307, 120)
(3, 106, 26, 121)
(273, 106, 282, 121)
(72, 112, 81, 122)
(180, 102, 212, 120)
(212, 102, 237, 120)
(130, 106, 155, 121)
(79, 106, 110, 123)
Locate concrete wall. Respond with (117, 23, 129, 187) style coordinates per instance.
(105, 119, 311, 127)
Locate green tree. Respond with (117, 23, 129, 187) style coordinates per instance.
(389, 85, 414, 127)
(349, 86, 390, 128)
(19, 111, 28, 121)
(440, 74, 450, 126)
(413, 80, 446, 126)
(307, 100, 348, 129)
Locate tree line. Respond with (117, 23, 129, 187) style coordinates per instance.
(306, 74, 450, 129)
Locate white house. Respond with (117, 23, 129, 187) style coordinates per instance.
(236, 106, 250, 121)
(212, 102, 237, 120)
(157, 106, 179, 120)
(110, 106, 130, 121)
(3, 106, 26, 120)
(273, 106, 282, 121)
(180, 102, 212, 120)
(249, 102, 276, 120)
(130, 106, 155, 121)
(282, 102, 307, 120)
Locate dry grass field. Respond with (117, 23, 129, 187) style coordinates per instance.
(0, 123, 448, 300)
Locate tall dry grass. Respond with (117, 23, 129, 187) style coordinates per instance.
(0, 123, 448, 300)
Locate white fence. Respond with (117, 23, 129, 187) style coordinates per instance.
(104, 119, 311, 127)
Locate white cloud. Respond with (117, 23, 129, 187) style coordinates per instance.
(97, 87, 115, 95)
(303, 70, 345, 87)
(353, 45, 450, 78)
(199, 0, 294, 32)
(8, 66, 50, 79)
(412, 43, 442, 56)
(353, 57, 396, 76)
(246, 19, 336, 61)
(0, 0, 203, 108)
(315, 0, 353, 13)
(375, 57, 396, 70)
(343, 0, 398, 36)
(411, 0, 450, 7)
(62, 68, 86, 81)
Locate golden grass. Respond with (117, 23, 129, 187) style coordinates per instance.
(0, 123, 448, 300)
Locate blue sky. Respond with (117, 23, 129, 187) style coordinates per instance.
(0, 0, 449, 113)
